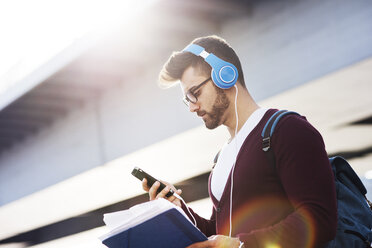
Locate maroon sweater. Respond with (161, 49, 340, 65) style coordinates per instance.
(182, 109, 337, 248)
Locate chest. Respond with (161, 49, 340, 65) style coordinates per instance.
(211, 132, 283, 204)
(233, 134, 279, 193)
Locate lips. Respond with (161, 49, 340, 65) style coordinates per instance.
(197, 111, 206, 117)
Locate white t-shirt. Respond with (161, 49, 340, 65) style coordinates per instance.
(211, 108, 268, 201)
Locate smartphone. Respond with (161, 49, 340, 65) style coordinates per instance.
(131, 167, 174, 198)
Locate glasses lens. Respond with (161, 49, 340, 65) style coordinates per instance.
(186, 93, 197, 104)
(183, 97, 190, 106)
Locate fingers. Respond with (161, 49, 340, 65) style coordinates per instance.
(155, 185, 172, 199)
(148, 181, 161, 200)
(161, 181, 183, 198)
(161, 180, 177, 192)
(147, 181, 173, 201)
(166, 189, 183, 207)
(142, 178, 150, 192)
(142, 179, 182, 206)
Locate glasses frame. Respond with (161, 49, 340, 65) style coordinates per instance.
(183, 77, 211, 106)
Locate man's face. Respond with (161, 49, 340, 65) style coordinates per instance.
(180, 66, 230, 129)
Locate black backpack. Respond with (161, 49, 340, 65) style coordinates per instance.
(262, 110, 372, 247)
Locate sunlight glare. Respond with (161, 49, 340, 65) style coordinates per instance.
(0, 0, 153, 98)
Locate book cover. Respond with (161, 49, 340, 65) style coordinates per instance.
(100, 199, 207, 248)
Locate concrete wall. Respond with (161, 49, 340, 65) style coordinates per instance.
(224, 0, 372, 100)
(1, 0, 372, 205)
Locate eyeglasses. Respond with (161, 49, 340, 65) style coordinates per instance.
(183, 77, 211, 106)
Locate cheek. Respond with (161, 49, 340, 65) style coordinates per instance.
(199, 94, 215, 109)
(200, 86, 217, 106)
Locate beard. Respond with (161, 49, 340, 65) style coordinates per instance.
(199, 87, 230, 129)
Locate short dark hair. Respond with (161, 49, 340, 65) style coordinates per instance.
(159, 35, 246, 88)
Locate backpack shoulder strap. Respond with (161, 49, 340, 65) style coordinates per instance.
(261, 110, 300, 166)
(261, 110, 300, 151)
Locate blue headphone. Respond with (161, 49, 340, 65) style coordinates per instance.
(182, 44, 238, 89)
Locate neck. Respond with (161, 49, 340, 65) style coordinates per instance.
(225, 86, 259, 139)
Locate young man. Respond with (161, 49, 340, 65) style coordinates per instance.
(142, 35, 337, 248)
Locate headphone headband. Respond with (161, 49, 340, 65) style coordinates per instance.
(183, 44, 238, 89)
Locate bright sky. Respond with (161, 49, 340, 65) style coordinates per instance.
(0, 0, 154, 108)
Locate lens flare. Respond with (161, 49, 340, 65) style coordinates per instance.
(266, 244, 281, 248)
(220, 196, 316, 248)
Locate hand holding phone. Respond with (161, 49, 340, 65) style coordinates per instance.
(132, 167, 196, 225)
(131, 167, 175, 198)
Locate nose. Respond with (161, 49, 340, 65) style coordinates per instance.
(188, 102, 199, 113)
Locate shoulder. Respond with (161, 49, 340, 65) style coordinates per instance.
(270, 111, 326, 155)
(259, 109, 320, 137)
(268, 111, 330, 178)
(274, 112, 322, 140)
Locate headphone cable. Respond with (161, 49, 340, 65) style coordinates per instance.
(229, 84, 239, 237)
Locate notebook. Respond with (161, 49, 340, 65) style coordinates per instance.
(99, 198, 207, 248)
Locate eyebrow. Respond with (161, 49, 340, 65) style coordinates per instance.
(184, 77, 211, 94)
(183, 84, 198, 94)
(188, 85, 198, 93)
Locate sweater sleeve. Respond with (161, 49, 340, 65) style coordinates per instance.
(237, 115, 337, 248)
(181, 201, 217, 237)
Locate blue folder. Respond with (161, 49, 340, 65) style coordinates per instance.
(102, 208, 208, 248)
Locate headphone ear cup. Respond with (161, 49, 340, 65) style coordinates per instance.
(211, 69, 225, 89)
(211, 67, 237, 89)
(206, 54, 238, 89)
(182, 44, 238, 89)
(219, 65, 236, 84)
